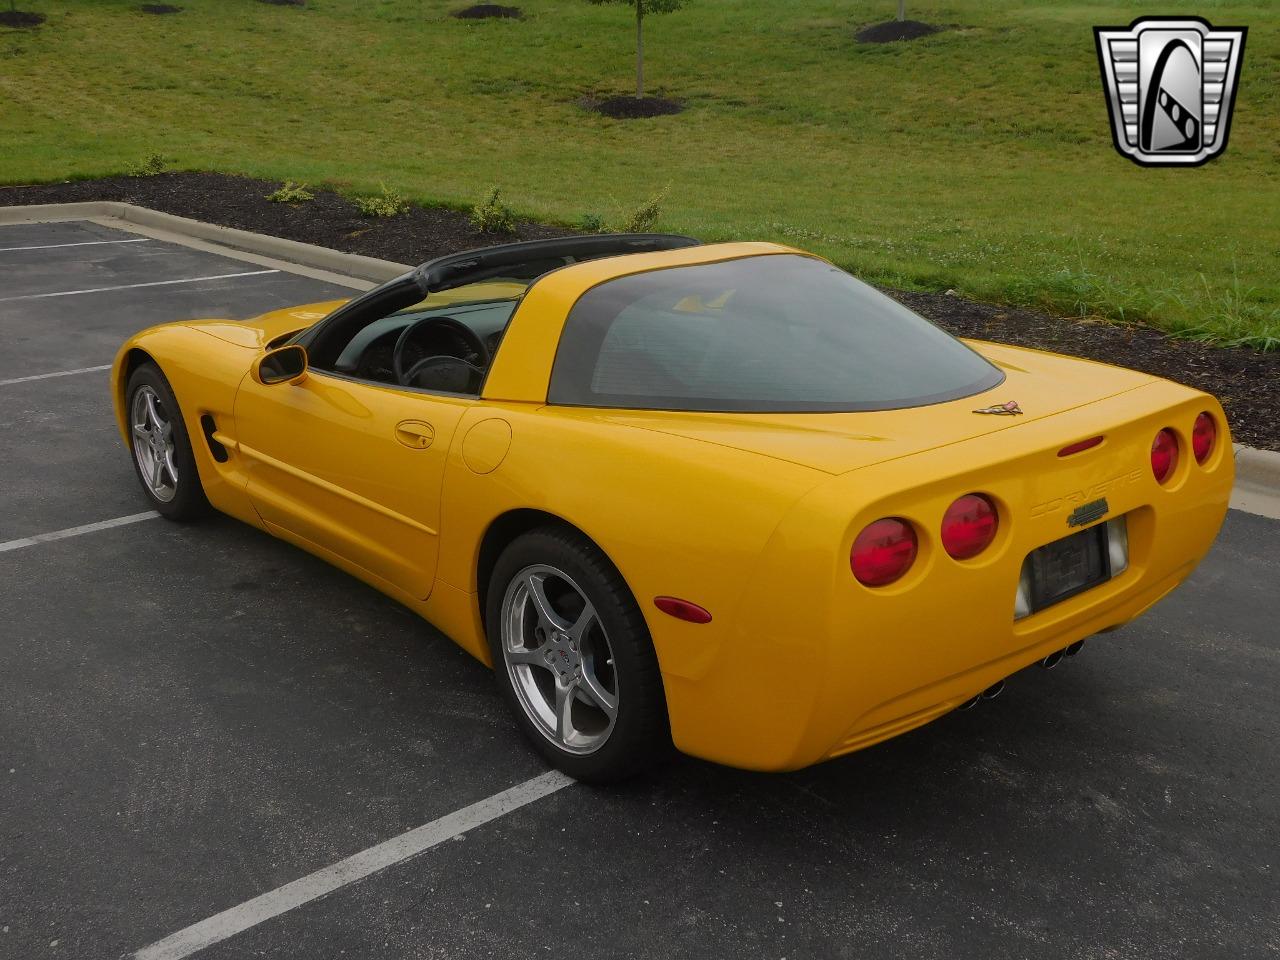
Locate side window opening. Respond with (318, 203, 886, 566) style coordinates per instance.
(310, 289, 519, 396)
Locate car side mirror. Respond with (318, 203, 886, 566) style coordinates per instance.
(254, 344, 309, 386)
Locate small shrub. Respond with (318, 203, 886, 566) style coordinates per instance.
(352, 183, 410, 218)
(621, 186, 667, 233)
(266, 180, 315, 203)
(470, 186, 517, 234)
(126, 153, 169, 177)
(577, 212, 605, 233)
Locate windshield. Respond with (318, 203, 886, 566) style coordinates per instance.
(547, 254, 1003, 412)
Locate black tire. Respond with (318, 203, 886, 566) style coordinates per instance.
(485, 526, 671, 782)
(124, 362, 210, 521)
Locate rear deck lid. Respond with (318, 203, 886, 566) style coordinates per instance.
(602, 342, 1156, 475)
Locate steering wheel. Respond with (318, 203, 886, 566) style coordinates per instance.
(392, 316, 490, 388)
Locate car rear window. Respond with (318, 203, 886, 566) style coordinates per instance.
(547, 254, 1004, 412)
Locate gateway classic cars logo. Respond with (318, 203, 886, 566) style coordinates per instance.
(1094, 17, 1247, 167)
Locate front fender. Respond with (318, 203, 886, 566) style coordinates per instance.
(111, 324, 262, 526)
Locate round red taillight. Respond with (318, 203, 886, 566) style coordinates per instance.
(851, 518, 918, 587)
(940, 493, 999, 560)
(1151, 428, 1179, 484)
(1192, 412, 1216, 465)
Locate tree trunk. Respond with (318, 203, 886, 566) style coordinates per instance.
(635, 1, 644, 99)
(897, 0, 905, 21)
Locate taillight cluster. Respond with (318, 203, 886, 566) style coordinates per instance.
(1151, 411, 1217, 484)
(851, 411, 1220, 588)
(851, 494, 999, 587)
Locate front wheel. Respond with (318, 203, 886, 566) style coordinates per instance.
(125, 362, 209, 521)
(486, 527, 670, 782)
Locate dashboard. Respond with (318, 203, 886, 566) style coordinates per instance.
(332, 299, 518, 384)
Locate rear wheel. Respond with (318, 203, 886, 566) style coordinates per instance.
(486, 526, 670, 782)
(125, 362, 208, 521)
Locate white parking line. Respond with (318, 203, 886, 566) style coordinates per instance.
(0, 237, 152, 253)
(133, 770, 574, 960)
(0, 511, 159, 553)
(0, 364, 112, 386)
(0, 269, 279, 303)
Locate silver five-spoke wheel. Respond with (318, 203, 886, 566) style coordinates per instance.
(130, 385, 178, 504)
(501, 564, 619, 755)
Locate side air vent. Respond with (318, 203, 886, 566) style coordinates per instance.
(200, 414, 229, 463)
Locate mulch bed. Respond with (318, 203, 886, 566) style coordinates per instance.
(0, 172, 567, 270)
(2, 172, 1275, 450)
(856, 19, 940, 43)
(582, 95, 684, 119)
(139, 4, 181, 13)
(452, 5, 522, 19)
(0, 11, 46, 27)
(891, 290, 1279, 450)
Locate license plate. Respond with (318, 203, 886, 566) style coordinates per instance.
(1027, 524, 1111, 612)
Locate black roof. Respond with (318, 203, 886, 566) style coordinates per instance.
(410, 234, 700, 295)
(295, 234, 700, 364)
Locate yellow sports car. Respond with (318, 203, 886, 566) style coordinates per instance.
(111, 235, 1233, 781)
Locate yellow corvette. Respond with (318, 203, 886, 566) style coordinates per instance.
(111, 236, 1233, 780)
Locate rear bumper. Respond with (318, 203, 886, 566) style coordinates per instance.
(825, 554, 1196, 759)
(661, 381, 1233, 771)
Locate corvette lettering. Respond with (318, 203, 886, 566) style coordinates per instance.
(1031, 470, 1142, 518)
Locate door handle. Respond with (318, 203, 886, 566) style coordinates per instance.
(394, 420, 435, 449)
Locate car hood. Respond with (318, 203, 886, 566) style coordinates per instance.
(599, 341, 1159, 475)
(188, 301, 350, 350)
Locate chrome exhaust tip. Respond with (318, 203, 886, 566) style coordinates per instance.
(1039, 649, 1065, 670)
(1065, 640, 1085, 657)
(959, 679, 1006, 711)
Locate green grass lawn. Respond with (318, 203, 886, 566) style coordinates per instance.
(2, 0, 1278, 348)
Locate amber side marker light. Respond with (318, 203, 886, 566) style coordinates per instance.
(851, 518, 918, 586)
(1192, 412, 1216, 464)
(1151, 428, 1179, 484)
(1058, 436, 1104, 457)
(654, 596, 713, 624)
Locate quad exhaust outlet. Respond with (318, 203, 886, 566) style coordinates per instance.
(1039, 639, 1085, 670)
(959, 640, 1088, 712)
(958, 679, 1005, 711)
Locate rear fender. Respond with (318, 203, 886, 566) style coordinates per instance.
(432, 403, 825, 670)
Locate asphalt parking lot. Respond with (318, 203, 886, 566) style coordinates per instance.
(2, 219, 1278, 960)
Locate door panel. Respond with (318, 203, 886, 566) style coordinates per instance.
(233, 371, 470, 597)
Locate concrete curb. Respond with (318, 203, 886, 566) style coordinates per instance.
(1232, 445, 1280, 520)
(1236, 445, 1280, 487)
(0, 201, 408, 283)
